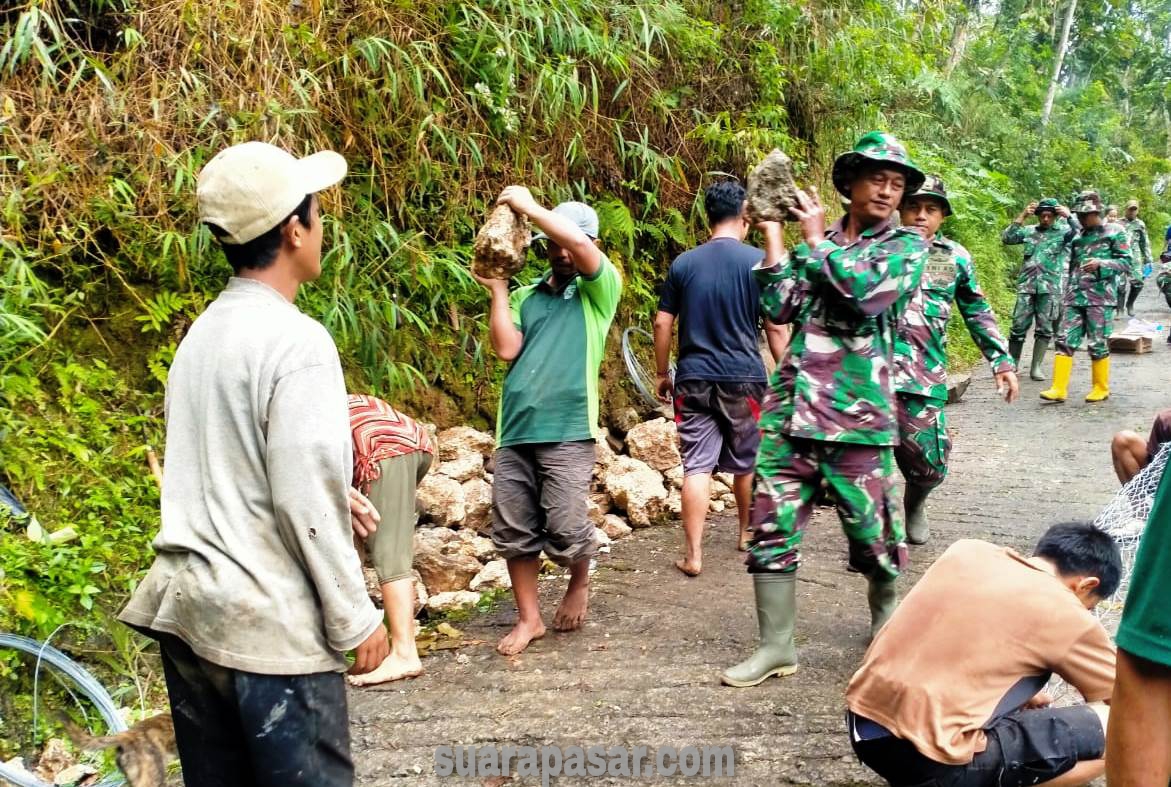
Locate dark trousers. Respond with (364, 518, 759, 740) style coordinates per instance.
(158, 634, 353, 787)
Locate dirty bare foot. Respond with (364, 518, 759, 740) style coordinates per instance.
(552, 582, 590, 631)
(346, 652, 423, 686)
(738, 526, 751, 552)
(674, 557, 702, 577)
(497, 618, 546, 656)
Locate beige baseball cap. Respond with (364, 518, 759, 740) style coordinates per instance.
(197, 141, 347, 244)
(1126, 199, 1140, 209)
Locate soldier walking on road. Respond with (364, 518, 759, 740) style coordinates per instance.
(721, 132, 929, 688)
(1001, 198, 1077, 380)
(1040, 190, 1132, 404)
(894, 176, 1019, 545)
(1118, 199, 1153, 318)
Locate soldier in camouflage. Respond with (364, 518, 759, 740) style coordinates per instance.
(1040, 190, 1132, 403)
(721, 132, 929, 689)
(894, 176, 1019, 545)
(1118, 199, 1153, 317)
(1001, 198, 1078, 381)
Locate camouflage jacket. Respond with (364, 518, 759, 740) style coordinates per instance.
(894, 234, 1013, 402)
(756, 217, 928, 447)
(1001, 219, 1077, 296)
(1121, 217, 1153, 276)
(1065, 222, 1132, 308)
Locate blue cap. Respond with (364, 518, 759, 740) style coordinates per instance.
(533, 201, 599, 241)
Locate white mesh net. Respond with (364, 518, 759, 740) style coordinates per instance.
(1050, 441, 1169, 701)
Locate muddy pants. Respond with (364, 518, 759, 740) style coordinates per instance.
(894, 395, 950, 491)
(158, 633, 353, 787)
(1056, 304, 1114, 360)
(1009, 292, 1056, 342)
(748, 433, 907, 581)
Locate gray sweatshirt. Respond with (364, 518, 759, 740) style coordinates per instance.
(120, 277, 381, 674)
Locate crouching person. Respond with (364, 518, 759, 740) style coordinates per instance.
(346, 393, 434, 686)
(846, 523, 1120, 787)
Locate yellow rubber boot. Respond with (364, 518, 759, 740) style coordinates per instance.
(1085, 356, 1111, 402)
(1040, 354, 1073, 402)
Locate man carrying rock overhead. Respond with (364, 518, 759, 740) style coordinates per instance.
(721, 132, 929, 688)
(893, 176, 1018, 545)
(475, 188, 622, 656)
(119, 142, 388, 786)
(1040, 190, 1131, 404)
(1118, 199, 1153, 318)
(652, 179, 790, 577)
(1001, 198, 1078, 381)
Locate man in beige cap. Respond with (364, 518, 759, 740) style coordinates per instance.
(119, 141, 388, 786)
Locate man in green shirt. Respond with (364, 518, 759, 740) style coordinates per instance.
(1107, 453, 1171, 786)
(476, 187, 622, 657)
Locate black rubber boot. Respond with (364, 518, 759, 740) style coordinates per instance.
(903, 483, 931, 545)
(1029, 337, 1048, 381)
(867, 576, 898, 641)
(1008, 338, 1024, 370)
(1126, 282, 1142, 316)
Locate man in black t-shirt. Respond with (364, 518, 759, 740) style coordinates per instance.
(653, 180, 789, 576)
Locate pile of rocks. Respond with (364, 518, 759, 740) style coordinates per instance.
(369, 417, 736, 616)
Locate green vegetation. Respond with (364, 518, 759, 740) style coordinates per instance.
(1, 0, 1168, 754)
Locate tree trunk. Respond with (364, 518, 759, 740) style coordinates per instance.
(1041, 0, 1078, 126)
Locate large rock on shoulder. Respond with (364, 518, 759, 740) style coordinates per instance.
(472, 204, 531, 280)
(602, 456, 669, 528)
(625, 418, 681, 472)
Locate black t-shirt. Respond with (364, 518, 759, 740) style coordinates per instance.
(658, 237, 767, 383)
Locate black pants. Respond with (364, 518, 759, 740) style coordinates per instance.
(158, 634, 353, 787)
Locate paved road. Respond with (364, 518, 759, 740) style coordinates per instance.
(351, 287, 1171, 786)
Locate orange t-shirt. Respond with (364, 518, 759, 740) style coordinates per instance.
(846, 539, 1115, 765)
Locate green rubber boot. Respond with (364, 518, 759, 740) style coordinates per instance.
(1029, 337, 1048, 381)
(903, 483, 931, 545)
(721, 574, 799, 687)
(1008, 338, 1024, 370)
(867, 575, 898, 641)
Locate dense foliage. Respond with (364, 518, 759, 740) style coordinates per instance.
(1, 0, 1168, 747)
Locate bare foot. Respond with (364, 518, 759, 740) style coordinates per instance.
(346, 652, 423, 687)
(552, 583, 590, 631)
(497, 618, 546, 656)
(674, 557, 702, 577)
(739, 526, 751, 552)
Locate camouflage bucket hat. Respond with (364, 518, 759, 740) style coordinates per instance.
(1035, 198, 1060, 215)
(903, 174, 952, 216)
(831, 131, 926, 198)
(1072, 190, 1103, 215)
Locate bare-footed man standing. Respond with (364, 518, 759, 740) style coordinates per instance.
(476, 187, 622, 656)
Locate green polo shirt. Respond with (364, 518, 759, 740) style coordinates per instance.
(1117, 460, 1171, 667)
(496, 254, 622, 448)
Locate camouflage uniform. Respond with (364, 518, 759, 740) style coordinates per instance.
(1118, 214, 1153, 312)
(1157, 254, 1171, 309)
(1001, 206, 1077, 343)
(894, 233, 1013, 489)
(751, 215, 928, 579)
(1056, 222, 1132, 359)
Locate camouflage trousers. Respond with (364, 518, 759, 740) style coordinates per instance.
(1009, 292, 1057, 342)
(747, 433, 907, 580)
(894, 395, 951, 491)
(1056, 304, 1115, 361)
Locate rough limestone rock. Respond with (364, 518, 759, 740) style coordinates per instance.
(414, 540, 482, 594)
(412, 570, 429, 614)
(716, 472, 734, 488)
(461, 478, 493, 534)
(710, 499, 726, 514)
(593, 527, 612, 552)
(436, 452, 484, 484)
(664, 465, 684, 490)
(711, 477, 732, 497)
(667, 489, 683, 516)
(415, 526, 458, 550)
(587, 496, 608, 527)
(472, 204, 531, 280)
(595, 437, 618, 470)
(35, 738, 73, 782)
(746, 149, 799, 223)
(720, 493, 737, 508)
(469, 559, 511, 591)
(417, 474, 466, 527)
(625, 418, 681, 472)
(603, 455, 669, 528)
(427, 590, 482, 614)
(437, 426, 495, 460)
(601, 514, 633, 540)
(449, 529, 496, 562)
(611, 406, 643, 435)
(363, 568, 383, 607)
